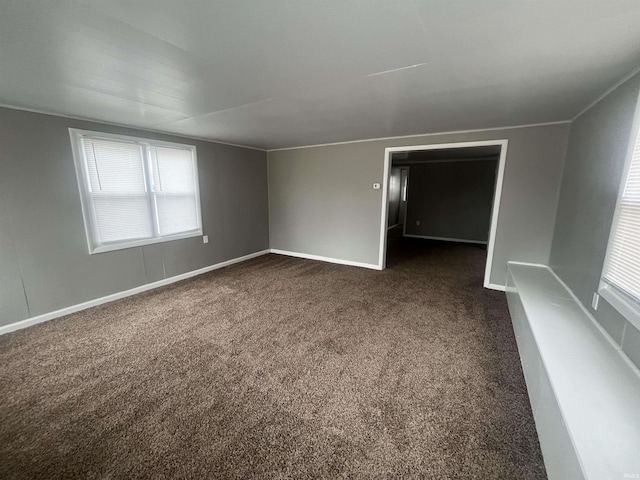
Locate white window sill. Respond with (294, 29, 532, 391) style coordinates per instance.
(598, 281, 640, 332)
(507, 262, 640, 480)
(90, 230, 203, 254)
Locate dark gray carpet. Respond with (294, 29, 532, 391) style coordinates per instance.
(0, 239, 546, 479)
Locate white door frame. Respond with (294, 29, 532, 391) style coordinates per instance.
(400, 167, 410, 236)
(377, 139, 509, 290)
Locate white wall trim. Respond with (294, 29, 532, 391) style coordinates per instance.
(379, 149, 392, 270)
(393, 156, 498, 165)
(1, 103, 573, 154)
(506, 262, 640, 479)
(594, 89, 640, 332)
(484, 141, 508, 289)
(267, 121, 569, 152)
(486, 283, 507, 292)
(403, 234, 488, 245)
(402, 166, 411, 238)
(547, 265, 638, 362)
(509, 261, 631, 349)
(0, 249, 271, 336)
(510, 261, 640, 376)
(270, 249, 380, 270)
(508, 261, 548, 268)
(379, 139, 509, 289)
(570, 65, 640, 122)
(0, 103, 267, 152)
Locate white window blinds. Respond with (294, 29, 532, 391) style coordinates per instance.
(70, 129, 202, 254)
(83, 138, 154, 243)
(150, 146, 200, 237)
(600, 119, 640, 323)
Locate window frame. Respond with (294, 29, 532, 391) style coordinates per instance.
(598, 92, 640, 331)
(69, 128, 203, 254)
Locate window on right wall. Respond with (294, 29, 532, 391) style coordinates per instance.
(599, 99, 640, 330)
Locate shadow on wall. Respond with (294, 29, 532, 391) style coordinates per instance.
(391, 146, 500, 244)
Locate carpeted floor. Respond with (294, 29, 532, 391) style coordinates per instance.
(0, 238, 546, 479)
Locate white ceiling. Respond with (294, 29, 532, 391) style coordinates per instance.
(1, 1, 640, 150)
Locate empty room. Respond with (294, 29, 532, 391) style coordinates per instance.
(1, 1, 640, 479)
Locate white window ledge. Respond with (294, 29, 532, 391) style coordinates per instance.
(506, 262, 640, 480)
(598, 281, 640, 332)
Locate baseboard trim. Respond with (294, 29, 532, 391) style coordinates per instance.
(485, 261, 541, 292)
(0, 249, 271, 336)
(507, 261, 547, 268)
(269, 249, 381, 270)
(403, 234, 488, 245)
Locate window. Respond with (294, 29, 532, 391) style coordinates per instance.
(69, 129, 202, 254)
(599, 104, 640, 329)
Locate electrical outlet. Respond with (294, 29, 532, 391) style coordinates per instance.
(592, 292, 599, 310)
(416, 220, 421, 226)
(373, 183, 381, 189)
(203, 235, 209, 244)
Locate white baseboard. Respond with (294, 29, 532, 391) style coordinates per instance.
(269, 249, 381, 270)
(403, 234, 488, 245)
(2, 247, 505, 336)
(484, 261, 540, 292)
(485, 282, 507, 291)
(507, 261, 546, 268)
(0, 249, 271, 336)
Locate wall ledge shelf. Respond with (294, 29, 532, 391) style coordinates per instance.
(506, 261, 640, 480)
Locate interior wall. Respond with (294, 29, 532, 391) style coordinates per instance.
(0, 107, 269, 327)
(268, 123, 570, 286)
(401, 158, 498, 243)
(549, 71, 640, 366)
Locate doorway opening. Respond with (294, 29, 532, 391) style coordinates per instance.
(378, 140, 508, 290)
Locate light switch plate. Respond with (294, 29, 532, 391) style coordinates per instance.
(203, 235, 209, 244)
(592, 292, 599, 310)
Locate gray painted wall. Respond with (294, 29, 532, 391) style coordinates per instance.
(268, 123, 570, 285)
(550, 71, 640, 367)
(0, 107, 269, 327)
(402, 159, 498, 242)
